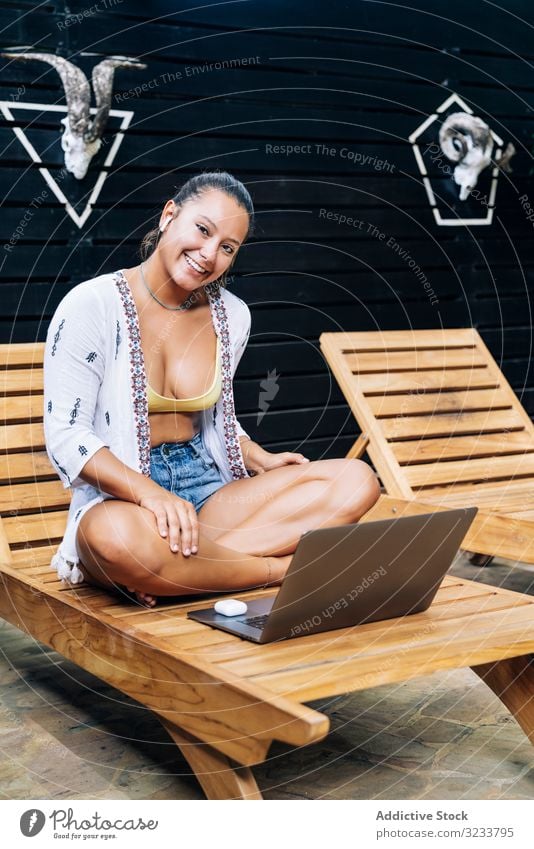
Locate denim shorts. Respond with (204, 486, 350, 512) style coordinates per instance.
(149, 430, 226, 512)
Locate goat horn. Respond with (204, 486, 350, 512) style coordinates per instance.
(86, 56, 147, 142)
(497, 142, 516, 174)
(0, 50, 91, 136)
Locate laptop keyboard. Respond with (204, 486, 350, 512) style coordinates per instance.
(244, 614, 269, 629)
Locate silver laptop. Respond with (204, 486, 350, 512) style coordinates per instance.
(188, 508, 477, 643)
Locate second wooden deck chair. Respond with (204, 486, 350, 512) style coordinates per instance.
(320, 328, 534, 565)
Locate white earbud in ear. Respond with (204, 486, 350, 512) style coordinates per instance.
(160, 218, 171, 233)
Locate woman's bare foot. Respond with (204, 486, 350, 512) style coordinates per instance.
(126, 586, 157, 608)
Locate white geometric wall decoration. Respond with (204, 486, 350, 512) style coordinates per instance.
(409, 93, 504, 226)
(0, 101, 134, 229)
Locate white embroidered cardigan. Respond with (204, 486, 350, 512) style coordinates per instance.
(43, 269, 251, 585)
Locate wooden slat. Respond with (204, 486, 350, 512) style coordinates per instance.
(0, 368, 43, 393)
(364, 495, 534, 562)
(321, 329, 477, 351)
(0, 342, 44, 368)
(101, 587, 278, 622)
(157, 585, 495, 656)
(39, 573, 69, 587)
(414, 478, 534, 504)
(137, 620, 238, 653)
(143, 617, 226, 638)
(366, 480, 532, 520)
(0, 479, 71, 512)
(205, 579, 527, 665)
(164, 593, 520, 656)
(418, 582, 482, 600)
(406, 454, 534, 488)
(433, 576, 460, 587)
(96, 580, 525, 663)
(3, 509, 68, 544)
(380, 409, 525, 440)
(248, 607, 534, 700)
(0, 422, 45, 451)
(212, 592, 534, 678)
(0, 450, 58, 482)
(347, 348, 486, 373)
(510, 509, 534, 521)
(55, 588, 109, 602)
(25, 564, 60, 577)
(368, 388, 512, 418)
(217, 601, 534, 676)
(392, 432, 534, 464)
(411, 486, 534, 513)
(0, 394, 44, 423)
(10, 543, 59, 569)
(356, 367, 498, 394)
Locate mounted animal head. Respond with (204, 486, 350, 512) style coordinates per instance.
(438, 111, 515, 201)
(0, 50, 147, 179)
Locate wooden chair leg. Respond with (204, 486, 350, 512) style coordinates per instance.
(472, 654, 534, 743)
(159, 719, 263, 800)
(468, 552, 495, 567)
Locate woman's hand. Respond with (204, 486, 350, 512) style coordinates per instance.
(241, 438, 310, 476)
(137, 485, 199, 555)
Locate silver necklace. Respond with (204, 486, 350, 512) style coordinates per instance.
(140, 262, 198, 311)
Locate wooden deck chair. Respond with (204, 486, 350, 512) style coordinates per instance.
(320, 328, 534, 565)
(1, 340, 534, 799)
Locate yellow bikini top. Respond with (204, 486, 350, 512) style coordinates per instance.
(147, 336, 222, 413)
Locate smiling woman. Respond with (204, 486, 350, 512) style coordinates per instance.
(43, 170, 380, 608)
(138, 171, 253, 300)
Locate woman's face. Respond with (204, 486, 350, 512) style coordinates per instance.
(157, 188, 250, 290)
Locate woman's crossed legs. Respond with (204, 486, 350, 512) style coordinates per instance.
(76, 457, 380, 605)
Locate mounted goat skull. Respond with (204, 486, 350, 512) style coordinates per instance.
(0, 50, 147, 179)
(439, 111, 515, 201)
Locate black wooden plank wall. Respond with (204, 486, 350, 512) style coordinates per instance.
(1, 0, 533, 459)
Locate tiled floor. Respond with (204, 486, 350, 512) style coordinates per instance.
(1, 552, 533, 800)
